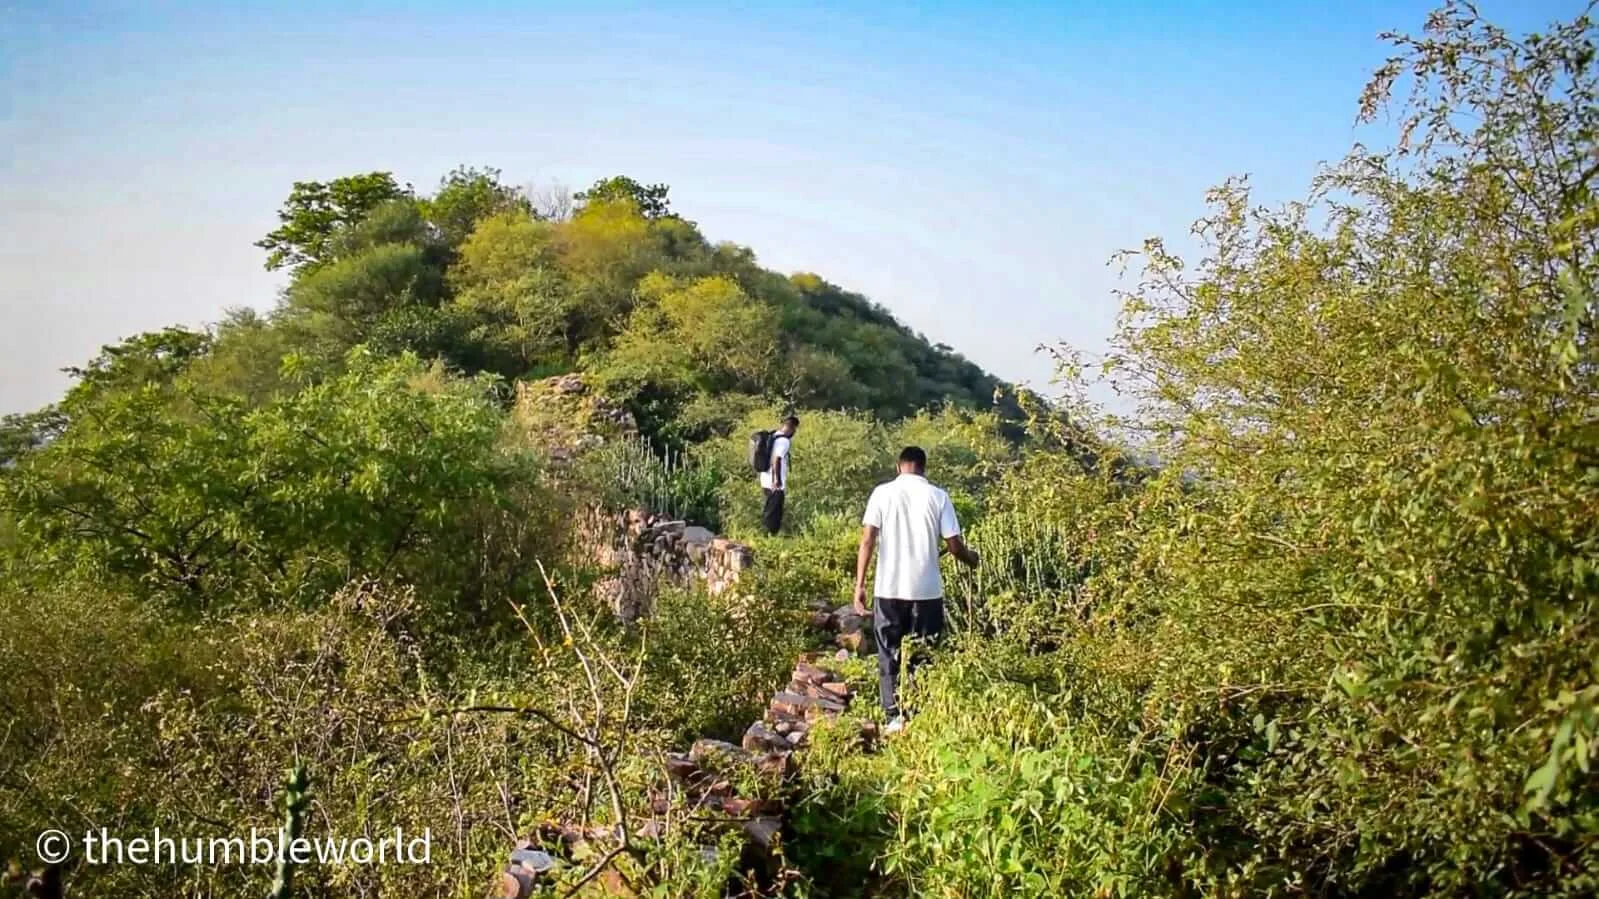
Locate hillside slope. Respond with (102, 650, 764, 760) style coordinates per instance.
(208, 170, 1014, 444)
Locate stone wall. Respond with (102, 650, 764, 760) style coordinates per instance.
(580, 507, 755, 621)
(510, 371, 753, 620)
(510, 373, 636, 464)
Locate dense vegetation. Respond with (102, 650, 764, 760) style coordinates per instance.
(3, 3, 1596, 897)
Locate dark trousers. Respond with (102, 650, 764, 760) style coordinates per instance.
(874, 597, 945, 718)
(761, 488, 785, 534)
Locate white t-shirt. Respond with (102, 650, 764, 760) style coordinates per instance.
(862, 473, 961, 600)
(758, 435, 791, 491)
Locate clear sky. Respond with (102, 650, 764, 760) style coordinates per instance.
(0, 0, 1575, 415)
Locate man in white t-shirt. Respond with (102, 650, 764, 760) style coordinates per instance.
(853, 446, 980, 732)
(758, 416, 799, 535)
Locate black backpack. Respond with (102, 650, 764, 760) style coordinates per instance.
(748, 430, 775, 474)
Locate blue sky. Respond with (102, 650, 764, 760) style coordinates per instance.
(0, 0, 1575, 414)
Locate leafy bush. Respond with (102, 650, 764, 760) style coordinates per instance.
(710, 407, 889, 538)
(855, 7, 1599, 896)
(0, 581, 614, 896)
(796, 8, 1599, 898)
(790, 641, 1191, 899)
(1, 348, 539, 618)
(0, 570, 799, 897)
(635, 584, 810, 742)
(747, 512, 865, 608)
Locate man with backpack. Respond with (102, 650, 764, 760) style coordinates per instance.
(853, 446, 980, 733)
(750, 416, 799, 535)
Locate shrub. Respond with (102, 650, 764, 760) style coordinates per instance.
(746, 512, 865, 608)
(0, 581, 616, 896)
(634, 584, 810, 742)
(799, 8, 1599, 896)
(791, 640, 1191, 899)
(935, 6, 1599, 894)
(0, 348, 539, 620)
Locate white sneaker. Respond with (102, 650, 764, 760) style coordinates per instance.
(883, 715, 907, 735)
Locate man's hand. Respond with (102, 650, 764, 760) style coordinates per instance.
(852, 585, 869, 617)
(944, 536, 980, 568)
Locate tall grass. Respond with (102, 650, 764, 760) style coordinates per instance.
(945, 509, 1084, 636)
(587, 433, 723, 529)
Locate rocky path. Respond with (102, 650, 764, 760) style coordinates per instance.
(496, 602, 874, 897)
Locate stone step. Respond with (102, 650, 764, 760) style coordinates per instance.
(742, 720, 789, 753)
(497, 652, 853, 897)
(771, 690, 847, 716)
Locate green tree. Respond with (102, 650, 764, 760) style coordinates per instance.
(423, 165, 533, 248)
(575, 175, 672, 219)
(182, 307, 298, 406)
(61, 326, 212, 401)
(276, 243, 446, 364)
(1, 348, 518, 610)
(326, 196, 437, 259)
(553, 198, 677, 350)
(449, 212, 573, 374)
(780, 344, 861, 407)
(602, 273, 780, 397)
(971, 3, 1599, 893)
(0, 408, 66, 467)
(256, 172, 412, 272)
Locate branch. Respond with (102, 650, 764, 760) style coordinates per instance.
(560, 844, 628, 898)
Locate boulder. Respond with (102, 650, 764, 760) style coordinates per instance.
(509, 847, 555, 873)
(833, 608, 866, 634)
(741, 721, 789, 754)
(793, 662, 831, 685)
(742, 816, 782, 850)
(793, 680, 851, 708)
(755, 751, 796, 779)
(835, 629, 871, 654)
(665, 753, 700, 782)
(690, 739, 753, 768)
(497, 869, 533, 898)
(771, 690, 845, 718)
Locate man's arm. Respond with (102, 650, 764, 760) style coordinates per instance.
(768, 440, 784, 490)
(943, 535, 980, 568)
(938, 494, 977, 567)
(853, 525, 878, 615)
